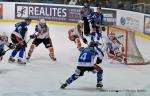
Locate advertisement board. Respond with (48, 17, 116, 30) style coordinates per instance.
(15, 4, 116, 24)
(15, 4, 82, 23)
(117, 10, 144, 33)
(144, 16, 150, 35)
(102, 9, 116, 25)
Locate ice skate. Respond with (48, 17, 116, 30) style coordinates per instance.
(8, 57, 15, 63)
(49, 54, 56, 61)
(0, 57, 3, 61)
(60, 83, 67, 89)
(17, 59, 26, 64)
(26, 56, 30, 61)
(96, 81, 103, 88)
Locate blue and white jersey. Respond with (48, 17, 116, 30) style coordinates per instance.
(88, 12, 104, 26)
(78, 46, 104, 67)
(13, 22, 28, 40)
(90, 32, 101, 42)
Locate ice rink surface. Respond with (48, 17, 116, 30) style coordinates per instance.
(0, 23, 150, 96)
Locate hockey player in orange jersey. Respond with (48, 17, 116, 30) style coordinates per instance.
(68, 20, 87, 50)
(106, 32, 127, 63)
(26, 19, 56, 61)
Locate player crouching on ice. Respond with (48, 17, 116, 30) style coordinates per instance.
(106, 32, 127, 64)
(8, 18, 32, 64)
(26, 19, 56, 61)
(0, 33, 15, 61)
(68, 20, 87, 51)
(60, 41, 104, 89)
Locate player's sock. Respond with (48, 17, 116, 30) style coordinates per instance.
(97, 70, 103, 88)
(65, 74, 79, 85)
(27, 44, 35, 60)
(75, 38, 81, 50)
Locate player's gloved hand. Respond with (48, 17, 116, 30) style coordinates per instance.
(16, 44, 22, 50)
(97, 31, 102, 37)
(82, 37, 88, 44)
(0, 51, 6, 57)
(30, 34, 35, 39)
(101, 26, 105, 31)
(23, 41, 27, 47)
(22, 27, 28, 34)
(96, 57, 102, 64)
(90, 20, 95, 25)
(8, 43, 16, 49)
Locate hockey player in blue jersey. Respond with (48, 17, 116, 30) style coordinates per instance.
(60, 41, 104, 89)
(8, 18, 32, 64)
(80, 3, 93, 36)
(88, 6, 105, 42)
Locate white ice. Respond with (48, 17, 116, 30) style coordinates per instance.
(0, 22, 150, 96)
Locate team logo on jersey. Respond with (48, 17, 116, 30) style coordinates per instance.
(120, 17, 126, 25)
(16, 6, 28, 18)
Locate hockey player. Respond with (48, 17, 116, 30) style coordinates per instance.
(88, 6, 105, 40)
(106, 32, 127, 63)
(68, 20, 87, 50)
(60, 41, 104, 89)
(0, 33, 15, 61)
(8, 18, 32, 64)
(26, 19, 56, 61)
(80, 3, 93, 36)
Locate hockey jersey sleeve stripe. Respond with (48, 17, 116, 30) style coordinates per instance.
(94, 47, 104, 60)
(15, 35, 24, 45)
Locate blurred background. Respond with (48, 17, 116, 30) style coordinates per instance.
(0, 0, 150, 14)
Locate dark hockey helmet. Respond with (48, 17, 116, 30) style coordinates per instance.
(25, 18, 31, 21)
(89, 41, 99, 47)
(97, 6, 101, 9)
(84, 3, 90, 8)
(25, 18, 32, 25)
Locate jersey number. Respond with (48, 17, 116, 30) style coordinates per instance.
(79, 53, 87, 61)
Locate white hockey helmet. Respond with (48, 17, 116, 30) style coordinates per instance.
(0, 32, 8, 41)
(39, 19, 46, 24)
(108, 32, 115, 39)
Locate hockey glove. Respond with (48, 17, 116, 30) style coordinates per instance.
(23, 41, 27, 47)
(30, 34, 35, 39)
(101, 26, 105, 31)
(22, 27, 28, 34)
(82, 38, 88, 44)
(0, 51, 5, 57)
(16, 44, 22, 50)
(96, 57, 102, 64)
(8, 43, 16, 49)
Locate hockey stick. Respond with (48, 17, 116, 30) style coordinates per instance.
(24, 38, 33, 59)
(117, 35, 124, 39)
(3, 48, 11, 53)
